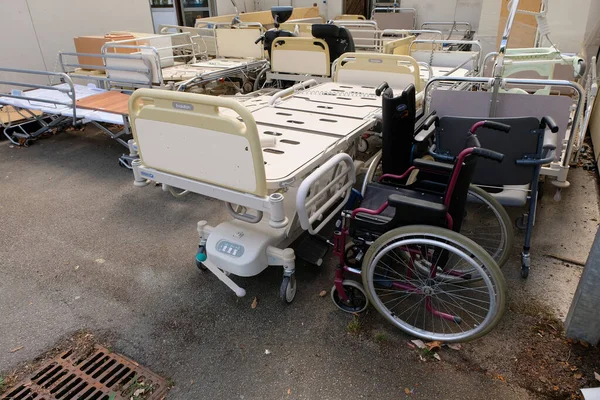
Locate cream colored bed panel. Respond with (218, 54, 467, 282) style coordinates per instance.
(257, 125, 339, 182)
(251, 108, 368, 136)
(275, 97, 379, 119)
(271, 38, 330, 76)
(129, 89, 267, 196)
(334, 53, 421, 91)
(334, 14, 366, 20)
(383, 36, 416, 55)
(105, 55, 159, 85)
(135, 36, 175, 68)
(373, 12, 415, 30)
(216, 28, 263, 59)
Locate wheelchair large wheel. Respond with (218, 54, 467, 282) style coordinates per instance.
(361, 225, 506, 342)
(461, 185, 514, 268)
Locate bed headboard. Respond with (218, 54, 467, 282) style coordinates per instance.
(270, 37, 330, 77)
(129, 89, 267, 196)
(215, 28, 264, 59)
(334, 52, 421, 91)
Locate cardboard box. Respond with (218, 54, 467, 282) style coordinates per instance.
(73, 34, 136, 68)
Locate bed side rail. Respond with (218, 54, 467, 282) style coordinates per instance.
(58, 52, 153, 89)
(0, 67, 76, 117)
(296, 153, 356, 234)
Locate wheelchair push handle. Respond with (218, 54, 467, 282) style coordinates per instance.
(471, 148, 504, 163)
(469, 120, 511, 134)
(541, 116, 559, 133)
(375, 81, 390, 96)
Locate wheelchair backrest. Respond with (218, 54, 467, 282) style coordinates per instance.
(312, 24, 355, 63)
(435, 116, 543, 187)
(380, 84, 417, 175)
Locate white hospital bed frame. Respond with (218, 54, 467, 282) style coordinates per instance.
(0, 67, 138, 166)
(129, 81, 387, 301)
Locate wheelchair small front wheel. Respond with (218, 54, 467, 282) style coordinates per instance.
(280, 274, 297, 304)
(331, 280, 369, 313)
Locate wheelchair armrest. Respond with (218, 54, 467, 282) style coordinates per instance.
(543, 129, 558, 151)
(388, 193, 447, 216)
(414, 112, 438, 143)
(413, 157, 454, 174)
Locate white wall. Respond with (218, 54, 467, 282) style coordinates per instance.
(0, 0, 153, 88)
(400, 0, 483, 31)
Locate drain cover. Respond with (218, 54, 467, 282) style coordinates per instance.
(1, 346, 168, 400)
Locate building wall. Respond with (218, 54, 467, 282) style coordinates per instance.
(0, 0, 153, 89)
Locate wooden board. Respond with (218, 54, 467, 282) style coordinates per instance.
(497, 0, 542, 49)
(0, 106, 42, 124)
(76, 91, 130, 115)
(196, 7, 322, 27)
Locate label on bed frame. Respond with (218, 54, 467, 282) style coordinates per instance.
(172, 102, 194, 111)
(11, 89, 23, 97)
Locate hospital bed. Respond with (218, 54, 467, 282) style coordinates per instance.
(0, 67, 138, 167)
(371, 6, 416, 30)
(130, 81, 387, 302)
(96, 31, 267, 93)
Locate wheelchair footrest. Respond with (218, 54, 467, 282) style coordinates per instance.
(294, 234, 329, 266)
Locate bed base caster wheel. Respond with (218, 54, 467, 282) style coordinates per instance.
(195, 259, 208, 271)
(521, 267, 529, 278)
(280, 274, 297, 304)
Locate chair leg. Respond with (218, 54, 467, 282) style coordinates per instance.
(521, 176, 540, 279)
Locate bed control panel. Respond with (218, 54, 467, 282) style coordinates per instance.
(216, 240, 245, 258)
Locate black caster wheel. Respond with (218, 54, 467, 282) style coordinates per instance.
(195, 259, 208, 271)
(280, 274, 297, 304)
(521, 267, 529, 279)
(516, 214, 528, 230)
(330, 281, 369, 313)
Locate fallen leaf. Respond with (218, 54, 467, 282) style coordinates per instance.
(265, 349, 271, 355)
(74, 265, 80, 270)
(553, 386, 559, 391)
(404, 388, 411, 395)
(287, 388, 291, 395)
(580, 340, 590, 348)
(411, 339, 426, 349)
(539, 376, 547, 383)
(433, 353, 441, 361)
(574, 373, 582, 379)
(191, 380, 194, 385)
(496, 374, 506, 382)
(95, 258, 105, 264)
(10, 346, 24, 353)
(407, 343, 415, 349)
(595, 372, 600, 382)
(319, 290, 327, 297)
(251, 297, 258, 309)
(426, 341, 442, 352)
(447, 343, 462, 351)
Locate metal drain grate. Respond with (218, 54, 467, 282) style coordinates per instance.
(1, 346, 168, 400)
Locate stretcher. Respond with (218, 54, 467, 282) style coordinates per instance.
(129, 80, 392, 301)
(0, 67, 137, 166)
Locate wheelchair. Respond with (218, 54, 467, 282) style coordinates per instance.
(330, 111, 509, 342)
